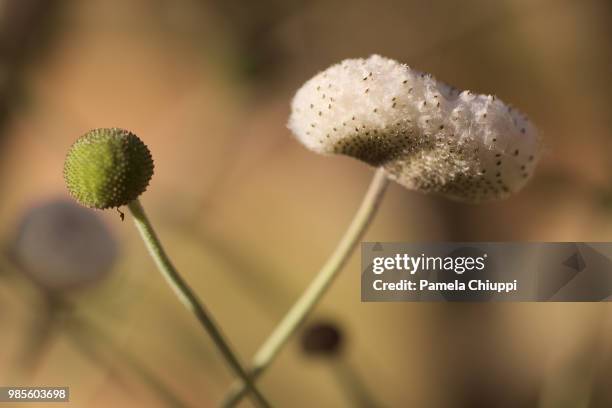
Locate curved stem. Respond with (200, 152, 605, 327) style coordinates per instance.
(127, 199, 271, 408)
(221, 168, 389, 407)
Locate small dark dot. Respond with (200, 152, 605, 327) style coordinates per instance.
(521, 128, 526, 134)
(402, 80, 408, 84)
(514, 149, 519, 156)
(492, 138, 497, 142)
(528, 155, 534, 161)
(496, 161, 502, 166)
(439, 125, 444, 130)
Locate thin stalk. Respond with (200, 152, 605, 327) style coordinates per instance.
(127, 199, 271, 408)
(221, 168, 389, 407)
(66, 314, 191, 408)
(16, 294, 61, 376)
(331, 359, 381, 408)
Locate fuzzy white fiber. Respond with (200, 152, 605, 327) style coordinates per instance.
(288, 55, 541, 203)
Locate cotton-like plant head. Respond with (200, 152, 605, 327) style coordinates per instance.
(288, 55, 541, 203)
(64, 128, 154, 209)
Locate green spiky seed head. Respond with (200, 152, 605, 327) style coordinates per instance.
(64, 128, 154, 209)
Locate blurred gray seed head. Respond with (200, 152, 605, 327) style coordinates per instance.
(288, 55, 542, 203)
(301, 322, 344, 357)
(12, 199, 118, 292)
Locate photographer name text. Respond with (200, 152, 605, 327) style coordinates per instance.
(371, 254, 517, 293)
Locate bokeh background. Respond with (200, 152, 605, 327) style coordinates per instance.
(0, 0, 611, 406)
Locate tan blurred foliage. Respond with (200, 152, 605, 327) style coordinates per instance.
(0, 0, 611, 407)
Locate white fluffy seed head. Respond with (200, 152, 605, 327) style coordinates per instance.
(288, 55, 542, 203)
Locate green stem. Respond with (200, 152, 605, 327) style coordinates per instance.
(221, 168, 389, 407)
(127, 199, 271, 408)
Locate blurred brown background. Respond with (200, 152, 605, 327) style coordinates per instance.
(0, 0, 611, 407)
